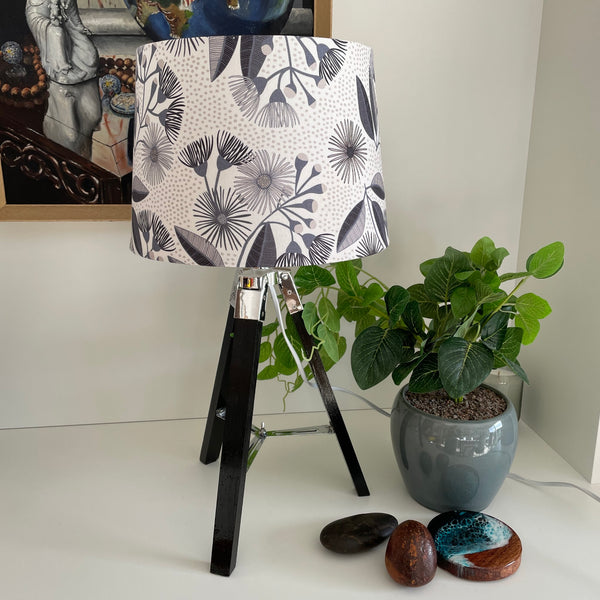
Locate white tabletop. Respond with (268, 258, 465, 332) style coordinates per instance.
(1, 409, 598, 599)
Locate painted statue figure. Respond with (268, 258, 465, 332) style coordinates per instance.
(25, 0, 99, 84)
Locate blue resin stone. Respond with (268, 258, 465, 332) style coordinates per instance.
(427, 511, 522, 581)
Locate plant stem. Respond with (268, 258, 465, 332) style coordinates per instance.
(483, 277, 528, 324)
(359, 268, 389, 291)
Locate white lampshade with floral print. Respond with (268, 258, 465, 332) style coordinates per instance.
(130, 35, 387, 268)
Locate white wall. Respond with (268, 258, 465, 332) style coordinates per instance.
(334, 0, 543, 281)
(0, 1, 543, 429)
(518, 0, 600, 482)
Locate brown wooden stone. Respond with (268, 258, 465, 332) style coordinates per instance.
(385, 520, 437, 587)
(427, 511, 522, 581)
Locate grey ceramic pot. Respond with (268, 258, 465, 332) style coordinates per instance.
(390, 384, 518, 513)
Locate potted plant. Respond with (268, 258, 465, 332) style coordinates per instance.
(259, 237, 564, 511)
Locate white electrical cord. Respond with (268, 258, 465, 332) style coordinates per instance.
(269, 289, 599, 505)
(507, 473, 600, 503)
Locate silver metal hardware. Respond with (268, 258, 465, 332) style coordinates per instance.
(216, 408, 226, 420)
(234, 271, 268, 321)
(246, 421, 334, 470)
(278, 271, 303, 314)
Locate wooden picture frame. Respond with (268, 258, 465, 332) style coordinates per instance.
(0, 0, 332, 222)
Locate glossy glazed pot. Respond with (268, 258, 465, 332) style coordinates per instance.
(390, 384, 518, 513)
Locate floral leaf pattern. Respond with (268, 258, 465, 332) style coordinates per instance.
(136, 123, 174, 186)
(308, 234, 335, 264)
(337, 201, 367, 253)
(234, 150, 294, 213)
(131, 37, 388, 268)
(319, 39, 348, 83)
(209, 36, 238, 81)
(246, 223, 277, 267)
(132, 209, 176, 258)
(240, 36, 271, 79)
(328, 120, 367, 184)
(193, 187, 252, 251)
(370, 200, 388, 246)
(131, 176, 149, 203)
(356, 76, 375, 142)
(175, 226, 225, 267)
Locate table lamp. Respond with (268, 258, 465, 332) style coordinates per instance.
(130, 34, 387, 576)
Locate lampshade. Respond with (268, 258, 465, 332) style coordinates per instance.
(130, 35, 387, 268)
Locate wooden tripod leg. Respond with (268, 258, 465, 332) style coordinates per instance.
(200, 305, 235, 465)
(210, 317, 263, 576)
(289, 311, 370, 497)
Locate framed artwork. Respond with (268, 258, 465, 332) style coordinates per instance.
(0, 0, 332, 222)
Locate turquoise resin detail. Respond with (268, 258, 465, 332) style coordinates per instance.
(430, 511, 512, 567)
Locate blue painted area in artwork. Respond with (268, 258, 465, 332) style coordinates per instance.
(432, 511, 512, 567)
(145, 13, 173, 41)
(133, 0, 295, 40)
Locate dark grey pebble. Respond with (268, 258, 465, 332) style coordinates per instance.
(320, 513, 399, 554)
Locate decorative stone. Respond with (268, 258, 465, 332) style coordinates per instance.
(1, 42, 23, 65)
(99, 74, 121, 98)
(320, 513, 398, 554)
(427, 511, 522, 581)
(385, 520, 437, 587)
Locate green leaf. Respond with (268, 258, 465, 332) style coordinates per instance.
(402, 300, 424, 335)
(499, 327, 523, 360)
(445, 246, 472, 266)
(493, 327, 523, 367)
(515, 293, 552, 320)
(490, 247, 509, 269)
(438, 338, 494, 399)
(294, 265, 335, 294)
(335, 261, 361, 296)
(392, 355, 419, 385)
(259, 341, 272, 363)
(302, 302, 319, 334)
(481, 312, 509, 350)
(385, 285, 410, 325)
(526, 241, 564, 279)
(362, 282, 385, 305)
(262, 321, 278, 337)
(257, 365, 279, 380)
(431, 304, 460, 337)
(514, 313, 540, 345)
(481, 270, 502, 288)
(419, 258, 437, 277)
(273, 334, 296, 370)
(351, 326, 411, 389)
(455, 270, 476, 281)
(355, 313, 377, 336)
(451, 286, 477, 318)
(285, 311, 303, 352)
(318, 296, 340, 333)
(424, 250, 470, 303)
(320, 336, 347, 371)
(337, 290, 370, 321)
(471, 237, 496, 268)
(289, 374, 305, 392)
(274, 357, 297, 376)
(503, 357, 530, 384)
(473, 278, 506, 305)
(407, 284, 438, 319)
(317, 323, 340, 362)
(408, 353, 443, 393)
